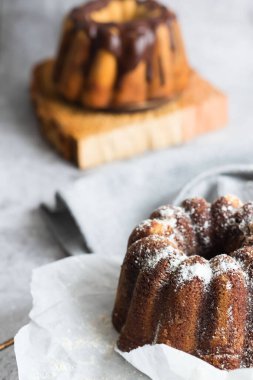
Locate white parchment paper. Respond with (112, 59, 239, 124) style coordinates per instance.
(15, 254, 253, 380)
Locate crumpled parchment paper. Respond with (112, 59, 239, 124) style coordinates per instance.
(15, 254, 253, 380)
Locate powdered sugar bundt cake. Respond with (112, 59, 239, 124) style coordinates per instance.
(112, 195, 253, 370)
(53, 0, 189, 110)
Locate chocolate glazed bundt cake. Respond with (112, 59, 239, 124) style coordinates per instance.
(112, 195, 253, 370)
(53, 0, 190, 110)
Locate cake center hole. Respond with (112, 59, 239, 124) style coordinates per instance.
(197, 234, 244, 261)
(90, 0, 160, 24)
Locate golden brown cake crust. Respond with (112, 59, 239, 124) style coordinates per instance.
(112, 195, 253, 370)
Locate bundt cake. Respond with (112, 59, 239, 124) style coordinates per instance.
(53, 0, 190, 110)
(112, 195, 253, 370)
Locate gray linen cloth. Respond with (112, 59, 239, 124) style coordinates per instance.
(42, 164, 253, 257)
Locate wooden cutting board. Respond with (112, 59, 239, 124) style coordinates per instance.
(31, 60, 228, 169)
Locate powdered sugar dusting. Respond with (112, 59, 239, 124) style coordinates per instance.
(157, 206, 180, 219)
(175, 261, 212, 288)
(145, 247, 173, 269)
(135, 218, 177, 244)
(153, 321, 161, 344)
(238, 216, 253, 235)
(212, 258, 241, 277)
(153, 205, 186, 230)
(136, 219, 153, 230)
(145, 246, 185, 270)
(226, 281, 233, 290)
(183, 199, 212, 248)
(164, 218, 177, 229)
(221, 205, 233, 213)
(153, 218, 177, 232)
(227, 305, 234, 323)
(167, 254, 186, 273)
(203, 221, 210, 229)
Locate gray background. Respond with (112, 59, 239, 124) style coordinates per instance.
(1, 0, 253, 378)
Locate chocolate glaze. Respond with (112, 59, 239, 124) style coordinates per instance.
(54, 0, 177, 88)
(53, 28, 75, 83)
(85, 95, 176, 113)
(158, 56, 165, 85)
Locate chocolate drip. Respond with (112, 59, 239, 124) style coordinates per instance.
(63, 0, 177, 85)
(168, 20, 176, 52)
(53, 29, 75, 82)
(158, 56, 165, 85)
